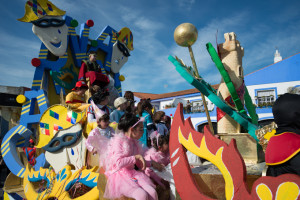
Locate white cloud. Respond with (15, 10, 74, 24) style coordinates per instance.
(176, 0, 196, 10)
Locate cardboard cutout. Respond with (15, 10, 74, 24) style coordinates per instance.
(169, 104, 300, 199)
(44, 123, 86, 173)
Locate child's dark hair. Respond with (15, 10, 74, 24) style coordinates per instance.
(137, 98, 152, 116)
(152, 134, 169, 150)
(124, 91, 135, 102)
(99, 113, 109, 122)
(92, 89, 109, 104)
(118, 113, 140, 132)
(88, 51, 97, 56)
(153, 111, 165, 123)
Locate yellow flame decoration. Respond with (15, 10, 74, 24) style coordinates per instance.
(178, 127, 234, 200)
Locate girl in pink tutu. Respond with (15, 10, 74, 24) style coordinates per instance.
(144, 132, 170, 188)
(103, 113, 164, 200)
(86, 100, 114, 155)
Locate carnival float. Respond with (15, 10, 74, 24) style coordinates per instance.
(1, 0, 300, 199)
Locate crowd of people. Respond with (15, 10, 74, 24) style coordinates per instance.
(65, 80, 172, 200)
(1, 50, 299, 199)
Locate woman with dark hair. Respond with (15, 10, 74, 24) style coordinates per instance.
(265, 93, 300, 176)
(124, 91, 136, 114)
(136, 99, 156, 146)
(87, 89, 110, 123)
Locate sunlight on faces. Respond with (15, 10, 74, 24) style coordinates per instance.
(76, 87, 87, 96)
(32, 16, 68, 57)
(130, 122, 144, 140)
(101, 96, 109, 106)
(98, 118, 110, 129)
(119, 102, 128, 111)
(89, 53, 97, 62)
(111, 42, 129, 73)
(160, 143, 169, 153)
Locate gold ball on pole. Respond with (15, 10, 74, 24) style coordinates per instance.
(174, 23, 198, 47)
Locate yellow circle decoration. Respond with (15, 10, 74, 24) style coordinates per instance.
(119, 75, 125, 81)
(16, 95, 27, 104)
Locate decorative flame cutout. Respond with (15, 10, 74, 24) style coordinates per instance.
(170, 103, 300, 200)
(23, 164, 99, 200)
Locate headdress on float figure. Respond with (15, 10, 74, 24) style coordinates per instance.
(36, 105, 86, 148)
(115, 27, 134, 51)
(18, 0, 66, 23)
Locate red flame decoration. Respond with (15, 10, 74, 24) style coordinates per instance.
(170, 103, 300, 200)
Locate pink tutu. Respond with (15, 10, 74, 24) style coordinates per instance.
(104, 168, 155, 199)
(102, 133, 155, 199)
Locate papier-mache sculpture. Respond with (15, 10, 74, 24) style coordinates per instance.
(217, 32, 245, 134)
(1, 0, 134, 199)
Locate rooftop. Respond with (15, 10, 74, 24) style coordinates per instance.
(134, 84, 219, 100)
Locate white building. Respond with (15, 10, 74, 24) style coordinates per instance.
(134, 50, 300, 131)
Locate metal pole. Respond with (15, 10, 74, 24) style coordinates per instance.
(188, 46, 215, 135)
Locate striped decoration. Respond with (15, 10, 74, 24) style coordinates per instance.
(1, 125, 27, 158)
(21, 101, 31, 116)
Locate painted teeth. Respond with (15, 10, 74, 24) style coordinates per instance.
(172, 157, 180, 167)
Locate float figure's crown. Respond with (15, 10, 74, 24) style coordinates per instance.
(18, 0, 66, 23)
(116, 27, 134, 51)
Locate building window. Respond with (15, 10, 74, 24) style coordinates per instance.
(256, 89, 275, 105)
(192, 100, 206, 113)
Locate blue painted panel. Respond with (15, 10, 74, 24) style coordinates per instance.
(19, 90, 49, 127)
(1, 125, 32, 178)
(245, 52, 300, 86)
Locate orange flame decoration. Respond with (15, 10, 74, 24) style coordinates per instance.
(170, 103, 300, 200)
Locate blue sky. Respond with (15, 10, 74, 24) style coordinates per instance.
(1, 0, 300, 94)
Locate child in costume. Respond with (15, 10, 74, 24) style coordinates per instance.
(265, 93, 300, 176)
(110, 97, 128, 123)
(66, 81, 88, 112)
(137, 99, 156, 146)
(79, 51, 110, 88)
(153, 111, 169, 136)
(124, 90, 136, 114)
(102, 113, 164, 200)
(144, 132, 170, 188)
(87, 89, 110, 123)
(86, 100, 115, 155)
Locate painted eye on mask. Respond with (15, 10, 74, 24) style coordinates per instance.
(117, 41, 130, 57)
(32, 18, 66, 28)
(43, 130, 81, 152)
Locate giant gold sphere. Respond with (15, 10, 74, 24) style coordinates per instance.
(174, 23, 198, 47)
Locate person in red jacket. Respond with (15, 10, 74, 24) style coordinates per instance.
(78, 51, 110, 88)
(265, 93, 300, 176)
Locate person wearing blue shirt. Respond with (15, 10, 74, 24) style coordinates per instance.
(110, 97, 128, 123)
(136, 99, 156, 146)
